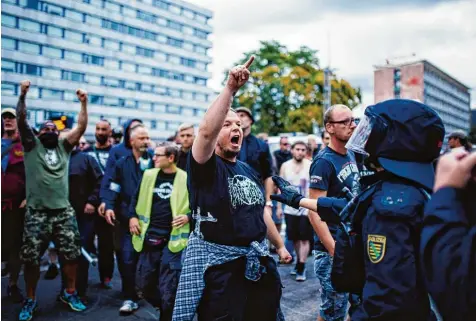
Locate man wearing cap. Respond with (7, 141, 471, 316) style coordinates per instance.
(16, 80, 89, 321)
(447, 130, 472, 152)
(1, 107, 26, 303)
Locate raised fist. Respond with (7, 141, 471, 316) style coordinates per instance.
(76, 89, 88, 103)
(20, 80, 31, 96)
(226, 56, 254, 93)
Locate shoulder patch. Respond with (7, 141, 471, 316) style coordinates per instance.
(367, 234, 386, 263)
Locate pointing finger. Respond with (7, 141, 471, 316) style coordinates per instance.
(244, 56, 255, 69)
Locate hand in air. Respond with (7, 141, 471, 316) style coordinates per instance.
(226, 56, 255, 93)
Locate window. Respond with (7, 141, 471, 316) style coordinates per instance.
(137, 47, 154, 58)
(156, 121, 166, 130)
(195, 45, 207, 54)
(157, 35, 167, 43)
(86, 35, 102, 47)
(41, 89, 64, 100)
(167, 122, 179, 131)
(155, 52, 167, 61)
(65, 30, 83, 43)
(2, 83, 16, 96)
(154, 104, 166, 113)
(169, 4, 181, 14)
(123, 100, 137, 109)
(172, 73, 184, 81)
(182, 108, 194, 117)
(194, 77, 207, 86)
(123, 6, 136, 17)
(104, 39, 120, 50)
(183, 26, 194, 35)
(181, 58, 196, 68)
(151, 120, 157, 129)
(121, 43, 135, 54)
(182, 91, 193, 100)
(47, 25, 63, 37)
(62, 71, 85, 82)
(25, 64, 42, 76)
(85, 74, 101, 85)
(139, 102, 152, 111)
(27, 87, 40, 99)
(90, 95, 104, 104)
(167, 105, 181, 114)
(144, 30, 155, 40)
(104, 59, 119, 70)
(104, 97, 119, 106)
(154, 86, 167, 95)
(137, 10, 155, 23)
(183, 9, 195, 19)
(3, 0, 17, 5)
(141, 83, 153, 92)
(1, 60, 15, 72)
(183, 42, 194, 51)
(65, 9, 83, 22)
(42, 68, 61, 79)
(103, 77, 120, 87)
(86, 15, 102, 27)
(64, 51, 82, 63)
(167, 37, 183, 48)
(169, 89, 181, 98)
(196, 14, 208, 24)
(104, 1, 121, 12)
(18, 41, 40, 54)
(185, 75, 194, 83)
(2, 38, 16, 50)
(194, 29, 208, 39)
(1, 14, 17, 28)
(168, 55, 180, 64)
(19, 19, 41, 32)
(64, 91, 78, 102)
(41, 3, 64, 16)
(138, 65, 152, 74)
(167, 20, 182, 31)
(121, 62, 136, 72)
(154, 0, 168, 10)
(196, 62, 207, 71)
(157, 17, 167, 26)
(83, 54, 104, 66)
(123, 81, 136, 90)
(195, 93, 206, 102)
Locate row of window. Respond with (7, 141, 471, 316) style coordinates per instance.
(1, 59, 210, 101)
(423, 71, 470, 103)
(424, 82, 469, 114)
(1, 13, 209, 66)
(3, 0, 210, 43)
(81, 0, 210, 25)
(1, 83, 208, 118)
(425, 93, 470, 125)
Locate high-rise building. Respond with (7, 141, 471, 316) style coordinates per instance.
(374, 60, 471, 135)
(1, 0, 214, 141)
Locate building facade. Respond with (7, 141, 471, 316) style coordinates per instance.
(1, 0, 214, 141)
(374, 60, 471, 135)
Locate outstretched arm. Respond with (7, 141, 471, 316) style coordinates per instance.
(65, 89, 88, 146)
(192, 56, 254, 164)
(16, 80, 36, 152)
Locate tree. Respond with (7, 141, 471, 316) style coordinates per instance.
(225, 41, 362, 135)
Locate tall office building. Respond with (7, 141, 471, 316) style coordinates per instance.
(1, 0, 214, 141)
(374, 60, 471, 135)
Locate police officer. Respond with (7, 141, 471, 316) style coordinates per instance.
(272, 99, 445, 321)
(421, 150, 476, 320)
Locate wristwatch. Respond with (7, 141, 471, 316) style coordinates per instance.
(265, 201, 273, 207)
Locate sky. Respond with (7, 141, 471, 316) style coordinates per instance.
(187, 0, 476, 109)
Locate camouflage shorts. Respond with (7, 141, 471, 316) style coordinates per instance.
(20, 206, 81, 265)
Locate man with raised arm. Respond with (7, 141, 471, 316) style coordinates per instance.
(16, 80, 88, 321)
(172, 57, 291, 321)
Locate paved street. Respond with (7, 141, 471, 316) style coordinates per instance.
(2, 257, 320, 321)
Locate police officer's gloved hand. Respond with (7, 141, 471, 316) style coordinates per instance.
(271, 176, 304, 209)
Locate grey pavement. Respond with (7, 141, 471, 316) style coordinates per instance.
(1, 257, 320, 321)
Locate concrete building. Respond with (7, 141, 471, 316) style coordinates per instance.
(374, 60, 471, 135)
(1, 0, 214, 141)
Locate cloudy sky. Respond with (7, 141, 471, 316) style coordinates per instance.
(188, 0, 476, 108)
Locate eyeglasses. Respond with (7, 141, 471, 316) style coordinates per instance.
(154, 153, 167, 157)
(281, 143, 290, 146)
(329, 117, 357, 126)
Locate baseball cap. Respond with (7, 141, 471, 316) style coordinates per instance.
(448, 130, 467, 140)
(235, 107, 255, 123)
(1, 108, 16, 117)
(39, 120, 58, 131)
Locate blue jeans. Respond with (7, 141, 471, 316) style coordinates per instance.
(120, 228, 139, 300)
(314, 251, 348, 321)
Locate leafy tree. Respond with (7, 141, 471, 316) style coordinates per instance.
(225, 41, 362, 135)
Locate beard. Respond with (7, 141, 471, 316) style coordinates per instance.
(39, 132, 59, 149)
(96, 134, 108, 145)
(294, 157, 303, 163)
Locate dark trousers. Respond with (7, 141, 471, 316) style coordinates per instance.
(138, 243, 182, 321)
(120, 227, 139, 300)
(95, 216, 116, 282)
(198, 257, 282, 321)
(1, 205, 25, 283)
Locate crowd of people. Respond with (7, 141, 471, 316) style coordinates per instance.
(1, 57, 475, 321)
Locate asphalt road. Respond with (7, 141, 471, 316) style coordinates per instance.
(2, 257, 320, 321)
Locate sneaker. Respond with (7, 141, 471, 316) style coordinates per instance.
(102, 278, 113, 289)
(59, 290, 87, 312)
(290, 266, 297, 276)
(119, 300, 139, 315)
(296, 268, 307, 282)
(18, 298, 37, 321)
(44, 264, 59, 280)
(7, 284, 24, 303)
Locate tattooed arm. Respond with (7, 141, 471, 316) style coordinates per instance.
(16, 80, 36, 152)
(65, 89, 88, 147)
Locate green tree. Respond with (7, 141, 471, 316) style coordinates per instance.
(225, 41, 362, 135)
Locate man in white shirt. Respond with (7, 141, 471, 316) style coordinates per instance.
(280, 141, 312, 281)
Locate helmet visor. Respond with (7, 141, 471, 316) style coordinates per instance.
(345, 114, 374, 156)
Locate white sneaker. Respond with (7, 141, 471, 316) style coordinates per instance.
(119, 300, 139, 314)
(296, 269, 307, 282)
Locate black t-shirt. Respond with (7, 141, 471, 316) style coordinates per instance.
(149, 171, 176, 233)
(309, 146, 361, 251)
(83, 145, 112, 174)
(187, 152, 267, 246)
(176, 149, 189, 171)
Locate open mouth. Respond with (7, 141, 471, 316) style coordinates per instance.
(231, 135, 240, 145)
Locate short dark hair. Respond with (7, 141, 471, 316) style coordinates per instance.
(291, 140, 307, 149)
(97, 118, 111, 127)
(321, 131, 328, 139)
(158, 142, 179, 163)
(279, 136, 288, 144)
